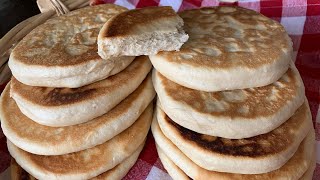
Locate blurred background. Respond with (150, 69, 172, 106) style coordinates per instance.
(0, 0, 40, 38)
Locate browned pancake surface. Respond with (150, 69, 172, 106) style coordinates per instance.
(165, 103, 309, 157)
(9, 105, 152, 175)
(11, 56, 149, 106)
(160, 67, 301, 119)
(155, 125, 314, 180)
(101, 6, 177, 37)
(156, 6, 291, 69)
(11, 4, 127, 66)
(3, 75, 151, 146)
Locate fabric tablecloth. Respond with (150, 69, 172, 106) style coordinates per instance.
(0, 0, 319, 179)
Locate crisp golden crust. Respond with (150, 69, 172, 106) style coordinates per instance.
(100, 6, 178, 37)
(162, 103, 309, 157)
(11, 4, 127, 66)
(154, 6, 292, 69)
(11, 56, 149, 106)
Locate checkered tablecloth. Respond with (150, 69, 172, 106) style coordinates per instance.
(0, 0, 319, 179)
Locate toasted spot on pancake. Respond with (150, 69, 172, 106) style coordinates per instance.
(44, 88, 96, 106)
(201, 135, 217, 142)
(165, 102, 309, 157)
(11, 77, 97, 106)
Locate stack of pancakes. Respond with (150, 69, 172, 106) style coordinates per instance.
(0, 4, 155, 179)
(150, 6, 316, 179)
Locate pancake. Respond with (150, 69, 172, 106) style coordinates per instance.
(10, 56, 151, 127)
(149, 6, 292, 92)
(98, 6, 188, 58)
(1, 75, 155, 155)
(156, 146, 190, 180)
(157, 148, 316, 180)
(91, 142, 142, 180)
(9, 4, 135, 88)
(10, 143, 143, 180)
(152, 116, 316, 179)
(153, 64, 305, 139)
(156, 102, 312, 174)
(7, 103, 152, 180)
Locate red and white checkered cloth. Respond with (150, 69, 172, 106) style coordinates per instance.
(0, 0, 319, 179)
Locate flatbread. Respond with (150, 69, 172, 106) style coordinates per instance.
(1, 75, 155, 155)
(7, 103, 152, 179)
(10, 56, 151, 126)
(8, 4, 136, 88)
(98, 6, 188, 58)
(91, 143, 141, 180)
(149, 6, 292, 91)
(153, 64, 305, 139)
(158, 148, 316, 180)
(153, 116, 316, 179)
(156, 102, 312, 174)
(156, 146, 190, 180)
(10, 142, 144, 180)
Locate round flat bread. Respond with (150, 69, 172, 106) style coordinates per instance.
(10, 143, 143, 180)
(92, 142, 143, 180)
(153, 65, 305, 139)
(156, 146, 189, 180)
(155, 102, 312, 174)
(152, 116, 315, 179)
(10, 56, 151, 127)
(9, 4, 135, 88)
(1, 75, 155, 155)
(149, 6, 292, 91)
(7, 103, 153, 180)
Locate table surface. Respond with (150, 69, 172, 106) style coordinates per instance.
(0, 0, 319, 179)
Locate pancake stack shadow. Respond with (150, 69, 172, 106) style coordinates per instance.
(0, 4, 155, 179)
(150, 6, 316, 180)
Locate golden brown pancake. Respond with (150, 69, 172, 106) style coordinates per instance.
(10, 141, 144, 180)
(149, 6, 293, 91)
(1, 74, 155, 155)
(10, 56, 152, 127)
(153, 65, 305, 139)
(152, 115, 316, 179)
(156, 146, 190, 180)
(7, 104, 153, 179)
(11, 4, 126, 66)
(156, 102, 313, 174)
(9, 4, 135, 88)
